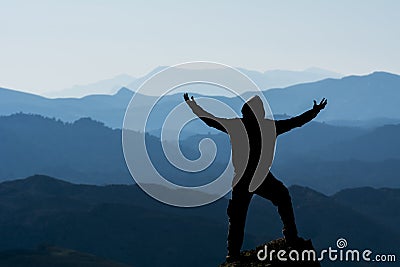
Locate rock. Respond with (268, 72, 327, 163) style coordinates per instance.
(220, 238, 321, 267)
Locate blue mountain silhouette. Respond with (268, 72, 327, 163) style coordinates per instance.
(0, 72, 399, 130)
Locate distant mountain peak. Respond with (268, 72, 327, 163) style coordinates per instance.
(45, 74, 136, 98)
(73, 117, 105, 128)
(370, 71, 399, 78)
(0, 175, 73, 197)
(343, 71, 397, 78)
(115, 87, 134, 96)
(24, 174, 68, 184)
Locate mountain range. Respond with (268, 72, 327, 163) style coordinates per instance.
(1, 71, 398, 130)
(1, 113, 399, 194)
(42, 67, 341, 98)
(45, 74, 136, 98)
(0, 175, 397, 267)
(1, 68, 399, 266)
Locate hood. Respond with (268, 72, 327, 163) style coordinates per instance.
(241, 95, 265, 119)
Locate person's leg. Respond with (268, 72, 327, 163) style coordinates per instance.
(226, 186, 252, 259)
(254, 172, 298, 240)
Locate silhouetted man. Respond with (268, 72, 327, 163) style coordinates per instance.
(184, 93, 327, 262)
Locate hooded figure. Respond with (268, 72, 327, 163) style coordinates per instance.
(184, 93, 327, 262)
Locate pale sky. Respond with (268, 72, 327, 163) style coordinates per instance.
(1, 0, 399, 95)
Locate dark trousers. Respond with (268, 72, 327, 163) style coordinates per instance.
(227, 172, 297, 256)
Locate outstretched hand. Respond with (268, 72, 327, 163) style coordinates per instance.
(183, 93, 196, 103)
(313, 98, 327, 111)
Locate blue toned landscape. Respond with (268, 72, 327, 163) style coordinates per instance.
(0, 69, 399, 266)
(2, 1, 400, 266)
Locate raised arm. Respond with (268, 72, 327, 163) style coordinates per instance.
(275, 98, 327, 136)
(184, 93, 228, 133)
